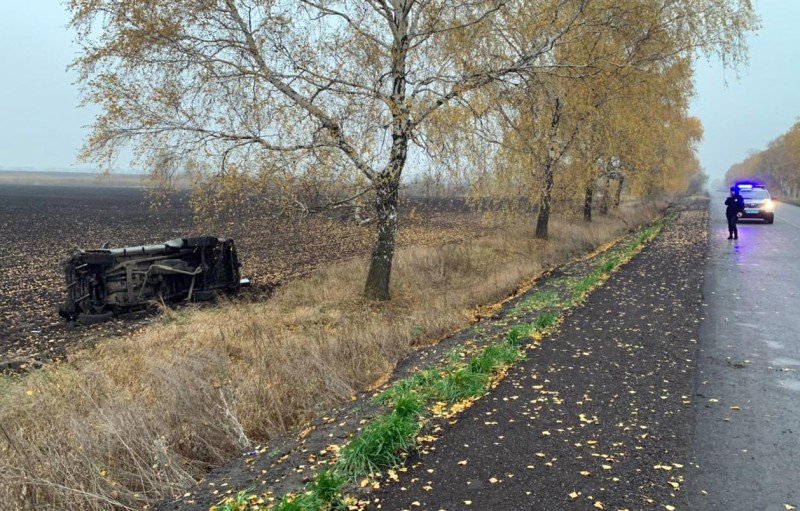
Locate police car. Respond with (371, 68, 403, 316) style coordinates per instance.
(735, 182, 775, 224)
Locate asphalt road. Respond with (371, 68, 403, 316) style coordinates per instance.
(688, 194, 800, 510)
(371, 203, 708, 511)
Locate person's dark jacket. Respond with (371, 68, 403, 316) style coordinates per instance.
(725, 195, 745, 216)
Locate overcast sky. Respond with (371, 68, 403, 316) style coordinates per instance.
(1, 1, 799, 180)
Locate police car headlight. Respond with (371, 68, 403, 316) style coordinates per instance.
(762, 200, 775, 212)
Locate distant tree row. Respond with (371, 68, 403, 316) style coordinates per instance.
(71, 0, 757, 300)
(725, 122, 800, 199)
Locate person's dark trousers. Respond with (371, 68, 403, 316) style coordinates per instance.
(726, 214, 738, 239)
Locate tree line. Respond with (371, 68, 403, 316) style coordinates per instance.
(70, 0, 757, 300)
(725, 122, 800, 199)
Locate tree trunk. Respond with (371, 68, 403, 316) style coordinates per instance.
(535, 95, 562, 240)
(364, 178, 400, 300)
(363, 4, 409, 301)
(600, 178, 611, 215)
(583, 180, 594, 222)
(613, 176, 624, 209)
(535, 159, 555, 239)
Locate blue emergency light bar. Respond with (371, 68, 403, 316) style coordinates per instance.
(732, 180, 765, 190)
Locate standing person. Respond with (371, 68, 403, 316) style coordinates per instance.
(725, 186, 745, 239)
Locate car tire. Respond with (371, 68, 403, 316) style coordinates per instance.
(765, 214, 775, 224)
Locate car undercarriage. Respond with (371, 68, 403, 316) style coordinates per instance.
(59, 236, 243, 323)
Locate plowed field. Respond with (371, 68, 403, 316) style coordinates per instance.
(0, 184, 488, 367)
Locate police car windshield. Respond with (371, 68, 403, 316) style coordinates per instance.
(740, 189, 769, 200)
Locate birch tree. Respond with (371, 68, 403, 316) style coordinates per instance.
(726, 123, 800, 199)
(460, 0, 755, 238)
(571, 58, 696, 219)
(69, 0, 591, 300)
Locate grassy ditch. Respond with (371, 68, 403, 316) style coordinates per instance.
(212, 213, 675, 511)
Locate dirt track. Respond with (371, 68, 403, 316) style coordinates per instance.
(0, 184, 488, 368)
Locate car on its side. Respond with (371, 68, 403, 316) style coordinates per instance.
(735, 182, 775, 224)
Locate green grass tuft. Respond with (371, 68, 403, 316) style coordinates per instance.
(214, 491, 253, 511)
(337, 392, 425, 477)
(373, 368, 438, 406)
(532, 312, 558, 331)
(599, 256, 620, 273)
(432, 367, 490, 402)
(393, 392, 426, 419)
(274, 494, 311, 511)
(507, 324, 535, 345)
(573, 272, 602, 297)
(308, 470, 346, 507)
(514, 290, 560, 313)
(470, 344, 519, 372)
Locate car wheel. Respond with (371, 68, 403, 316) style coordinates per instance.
(765, 214, 775, 224)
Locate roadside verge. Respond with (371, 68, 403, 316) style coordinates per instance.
(170, 203, 701, 511)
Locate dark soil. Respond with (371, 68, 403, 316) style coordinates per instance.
(0, 185, 192, 369)
(369, 203, 708, 510)
(0, 184, 489, 370)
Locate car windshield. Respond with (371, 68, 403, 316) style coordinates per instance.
(740, 189, 769, 200)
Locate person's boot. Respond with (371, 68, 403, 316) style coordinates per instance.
(727, 233, 733, 239)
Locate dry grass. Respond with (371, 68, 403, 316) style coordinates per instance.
(0, 203, 661, 511)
